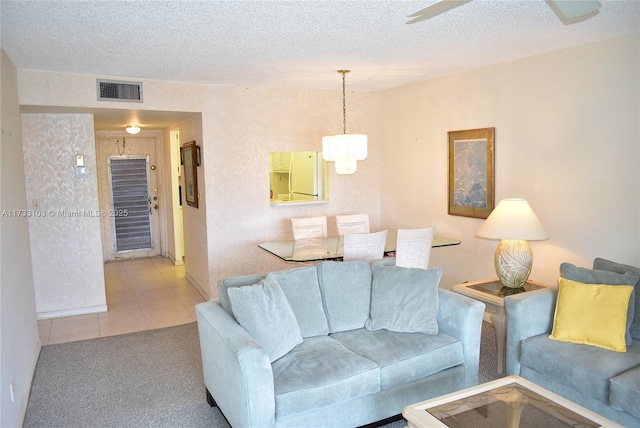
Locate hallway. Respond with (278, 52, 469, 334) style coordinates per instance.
(37, 257, 205, 345)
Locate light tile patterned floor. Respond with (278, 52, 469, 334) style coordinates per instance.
(37, 257, 206, 345)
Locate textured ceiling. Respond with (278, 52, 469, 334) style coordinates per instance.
(1, 0, 639, 129)
(3, 0, 639, 92)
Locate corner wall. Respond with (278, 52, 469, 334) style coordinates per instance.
(0, 49, 39, 428)
(21, 113, 106, 317)
(378, 34, 640, 287)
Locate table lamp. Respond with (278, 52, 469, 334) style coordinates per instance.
(476, 198, 549, 288)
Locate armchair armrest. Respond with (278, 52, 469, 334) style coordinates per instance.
(437, 289, 486, 387)
(195, 302, 275, 427)
(504, 287, 558, 376)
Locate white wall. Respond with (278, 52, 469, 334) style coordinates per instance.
(379, 34, 640, 288)
(0, 50, 40, 428)
(21, 113, 106, 317)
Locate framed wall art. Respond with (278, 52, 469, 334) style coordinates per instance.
(183, 141, 199, 208)
(448, 127, 495, 219)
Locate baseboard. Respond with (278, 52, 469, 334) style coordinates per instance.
(166, 252, 184, 266)
(37, 304, 108, 320)
(185, 273, 210, 301)
(483, 311, 493, 324)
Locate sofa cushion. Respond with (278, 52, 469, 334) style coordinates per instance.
(593, 258, 640, 341)
(610, 364, 640, 419)
(365, 266, 441, 334)
(227, 274, 303, 362)
(331, 328, 463, 390)
(271, 336, 380, 418)
(271, 266, 329, 337)
(317, 261, 372, 333)
(549, 278, 633, 352)
(520, 334, 640, 404)
(561, 262, 638, 345)
(217, 274, 266, 315)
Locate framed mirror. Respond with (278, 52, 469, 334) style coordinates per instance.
(182, 141, 199, 208)
(269, 151, 329, 204)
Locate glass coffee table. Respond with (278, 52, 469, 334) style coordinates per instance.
(403, 376, 621, 428)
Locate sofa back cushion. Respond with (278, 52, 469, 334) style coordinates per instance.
(271, 266, 329, 337)
(317, 261, 373, 333)
(593, 258, 640, 341)
(561, 262, 639, 345)
(365, 265, 441, 334)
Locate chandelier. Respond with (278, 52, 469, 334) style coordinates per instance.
(322, 70, 367, 174)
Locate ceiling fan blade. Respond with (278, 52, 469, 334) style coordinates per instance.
(406, 0, 474, 24)
(546, 0, 602, 25)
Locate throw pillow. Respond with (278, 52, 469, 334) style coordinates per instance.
(560, 262, 638, 345)
(365, 265, 441, 334)
(227, 273, 303, 362)
(549, 277, 633, 352)
(593, 258, 640, 341)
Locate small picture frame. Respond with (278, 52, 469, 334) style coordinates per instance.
(448, 127, 495, 219)
(183, 141, 199, 208)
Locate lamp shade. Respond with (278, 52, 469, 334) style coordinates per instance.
(476, 198, 549, 241)
(322, 134, 367, 174)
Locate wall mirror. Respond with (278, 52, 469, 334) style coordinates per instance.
(269, 151, 329, 204)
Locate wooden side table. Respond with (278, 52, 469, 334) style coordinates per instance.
(451, 279, 554, 374)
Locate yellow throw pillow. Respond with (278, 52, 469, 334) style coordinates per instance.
(549, 277, 633, 352)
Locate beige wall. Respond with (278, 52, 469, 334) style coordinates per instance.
(0, 50, 40, 428)
(14, 34, 638, 298)
(17, 74, 380, 299)
(379, 33, 640, 288)
(21, 113, 106, 316)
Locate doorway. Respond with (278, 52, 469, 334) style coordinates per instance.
(108, 155, 153, 252)
(96, 131, 163, 260)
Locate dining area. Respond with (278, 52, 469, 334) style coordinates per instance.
(258, 214, 461, 266)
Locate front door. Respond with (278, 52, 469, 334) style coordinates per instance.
(108, 155, 157, 256)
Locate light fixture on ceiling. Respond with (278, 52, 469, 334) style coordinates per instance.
(125, 125, 141, 135)
(476, 198, 550, 289)
(322, 70, 367, 175)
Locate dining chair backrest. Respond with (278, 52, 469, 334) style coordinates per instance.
(291, 216, 328, 240)
(342, 230, 388, 261)
(395, 226, 435, 270)
(335, 214, 370, 236)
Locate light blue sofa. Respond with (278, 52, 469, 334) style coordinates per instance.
(196, 260, 486, 427)
(505, 258, 640, 426)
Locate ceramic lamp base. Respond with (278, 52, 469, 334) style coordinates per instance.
(494, 239, 532, 288)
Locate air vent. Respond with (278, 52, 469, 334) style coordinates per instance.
(97, 79, 143, 102)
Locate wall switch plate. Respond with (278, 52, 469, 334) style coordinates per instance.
(76, 154, 85, 167)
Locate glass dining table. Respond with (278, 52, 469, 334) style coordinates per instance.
(258, 231, 461, 263)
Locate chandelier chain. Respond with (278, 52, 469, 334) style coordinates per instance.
(342, 71, 347, 135)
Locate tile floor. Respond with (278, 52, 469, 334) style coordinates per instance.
(37, 257, 206, 345)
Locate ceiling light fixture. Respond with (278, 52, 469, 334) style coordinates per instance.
(322, 70, 367, 175)
(125, 125, 140, 135)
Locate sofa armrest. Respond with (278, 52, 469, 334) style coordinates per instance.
(504, 287, 558, 376)
(195, 301, 275, 427)
(437, 289, 486, 388)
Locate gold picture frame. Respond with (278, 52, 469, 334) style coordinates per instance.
(183, 141, 199, 208)
(448, 127, 495, 219)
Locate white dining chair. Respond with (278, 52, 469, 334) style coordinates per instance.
(291, 216, 328, 240)
(395, 226, 435, 269)
(335, 214, 370, 236)
(342, 230, 388, 261)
